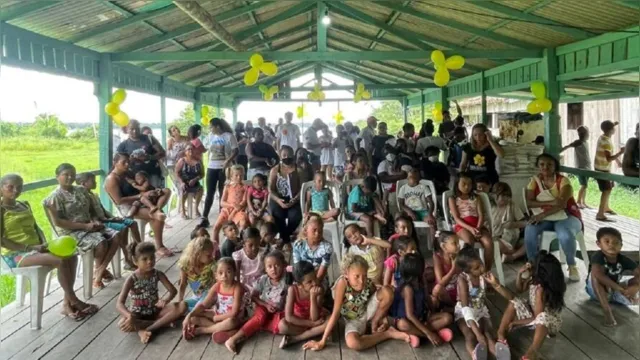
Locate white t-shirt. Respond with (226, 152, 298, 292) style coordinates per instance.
(320, 135, 334, 165)
(276, 123, 301, 151)
(304, 127, 322, 156)
(358, 126, 375, 152)
(415, 136, 447, 155)
(205, 132, 238, 169)
(333, 138, 348, 167)
(397, 183, 431, 211)
(377, 160, 400, 191)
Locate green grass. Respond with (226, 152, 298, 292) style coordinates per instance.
(1, 137, 98, 308)
(567, 175, 640, 219)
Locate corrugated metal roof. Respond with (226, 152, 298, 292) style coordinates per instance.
(2, 0, 638, 93)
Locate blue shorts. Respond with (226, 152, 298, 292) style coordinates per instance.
(414, 210, 430, 219)
(104, 218, 135, 232)
(2, 251, 38, 268)
(585, 274, 636, 306)
(184, 294, 206, 311)
(578, 175, 589, 187)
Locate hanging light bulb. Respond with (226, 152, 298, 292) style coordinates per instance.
(322, 9, 331, 25)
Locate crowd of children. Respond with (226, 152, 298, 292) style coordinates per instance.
(110, 118, 639, 360)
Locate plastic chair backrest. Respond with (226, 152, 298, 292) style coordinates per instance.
(442, 190, 454, 231)
(42, 203, 60, 237)
(301, 180, 340, 213)
(395, 179, 438, 215)
(522, 188, 531, 216)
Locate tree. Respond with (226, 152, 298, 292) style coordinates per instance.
(169, 104, 221, 134)
(69, 125, 97, 140)
(28, 113, 68, 138)
(359, 101, 423, 136)
(0, 122, 23, 137)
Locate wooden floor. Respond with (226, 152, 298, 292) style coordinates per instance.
(580, 208, 639, 255)
(2, 215, 640, 360)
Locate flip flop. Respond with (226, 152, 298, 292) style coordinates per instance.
(183, 324, 196, 340)
(409, 335, 420, 348)
(606, 210, 617, 215)
(496, 341, 511, 360)
(595, 216, 616, 222)
(438, 328, 453, 343)
(213, 330, 235, 344)
(102, 270, 114, 283)
(473, 343, 488, 360)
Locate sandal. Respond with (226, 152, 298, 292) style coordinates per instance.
(473, 343, 488, 360)
(156, 247, 175, 258)
(496, 340, 511, 360)
(93, 279, 105, 289)
(102, 270, 114, 283)
(183, 324, 196, 341)
(213, 330, 235, 344)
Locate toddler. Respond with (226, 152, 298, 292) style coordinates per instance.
(594, 120, 624, 221)
(259, 221, 278, 252)
(220, 221, 241, 259)
(214, 165, 249, 244)
(178, 236, 216, 311)
(127, 171, 170, 215)
(346, 175, 386, 236)
(432, 231, 461, 308)
(305, 171, 340, 221)
(343, 223, 390, 285)
(232, 228, 265, 293)
(292, 215, 333, 290)
(246, 173, 272, 226)
(560, 125, 591, 209)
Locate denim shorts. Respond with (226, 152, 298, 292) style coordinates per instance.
(577, 175, 589, 187)
(1, 251, 38, 268)
(585, 274, 635, 306)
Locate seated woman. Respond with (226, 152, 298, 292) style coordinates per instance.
(105, 153, 175, 258)
(524, 153, 583, 282)
(174, 144, 204, 219)
(44, 163, 124, 289)
(269, 145, 303, 245)
(1, 173, 98, 320)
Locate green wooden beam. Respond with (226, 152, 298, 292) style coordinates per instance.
(137, 0, 173, 13)
(233, 95, 404, 102)
(376, 1, 539, 49)
(560, 91, 638, 103)
(207, 60, 311, 88)
(0, 1, 58, 21)
(68, 4, 176, 43)
(201, 82, 436, 93)
(322, 65, 410, 96)
(367, 0, 411, 51)
(543, 48, 560, 155)
(332, 62, 417, 88)
(556, 58, 639, 81)
(562, 81, 639, 93)
(97, 53, 113, 209)
(112, 49, 542, 62)
(317, 1, 328, 52)
(615, 0, 640, 10)
(471, 1, 594, 40)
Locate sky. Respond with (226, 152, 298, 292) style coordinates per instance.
(0, 65, 381, 128)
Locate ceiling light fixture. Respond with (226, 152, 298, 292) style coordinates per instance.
(322, 9, 331, 25)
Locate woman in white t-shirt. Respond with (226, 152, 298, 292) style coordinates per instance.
(202, 118, 238, 223)
(415, 119, 447, 156)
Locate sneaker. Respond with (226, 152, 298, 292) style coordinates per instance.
(568, 265, 580, 282)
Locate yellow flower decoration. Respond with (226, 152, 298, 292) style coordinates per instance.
(473, 154, 486, 167)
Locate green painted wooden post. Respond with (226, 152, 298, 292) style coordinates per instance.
(542, 48, 560, 155)
(420, 92, 425, 122)
(402, 97, 408, 123)
(194, 89, 202, 125)
(232, 101, 238, 127)
(440, 87, 450, 116)
(317, 1, 328, 52)
(160, 77, 167, 148)
(97, 53, 113, 211)
(480, 71, 488, 125)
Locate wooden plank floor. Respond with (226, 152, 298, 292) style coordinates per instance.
(580, 208, 639, 254)
(2, 215, 639, 360)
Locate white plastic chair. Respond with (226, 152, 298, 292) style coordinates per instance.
(43, 206, 121, 300)
(395, 179, 438, 250)
(340, 179, 381, 254)
(522, 189, 590, 270)
(442, 190, 505, 285)
(300, 181, 342, 263)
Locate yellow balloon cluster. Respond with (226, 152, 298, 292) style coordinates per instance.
(354, 83, 371, 103)
(526, 81, 552, 114)
(307, 83, 326, 101)
(104, 89, 130, 127)
(430, 50, 465, 87)
(333, 110, 345, 125)
(259, 84, 279, 101)
(431, 101, 444, 122)
(296, 105, 307, 120)
(201, 106, 211, 126)
(243, 53, 278, 86)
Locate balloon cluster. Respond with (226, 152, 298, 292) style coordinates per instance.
(48, 235, 77, 257)
(243, 54, 278, 86)
(333, 110, 344, 125)
(104, 89, 130, 127)
(430, 50, 465, 87)
(354, 83, 371, 103)
(307, 83, 326, 101)
(432, 101, 444, 122)
(296, 104, 307, 120)
(201, 106, 212, 126)
(258, 84, 279, 101)
(526, 81, 552, 114)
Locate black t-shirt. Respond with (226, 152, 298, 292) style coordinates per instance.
(116, 134, 161, 176)
(372, 135, 394, 160)
(588, 251, 638, 284)
(248, 141, 279, 170)
(463, 143, 498, 184)
(420, 160, 450, 194)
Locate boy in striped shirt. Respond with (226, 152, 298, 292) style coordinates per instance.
(594, 120, 624, 222)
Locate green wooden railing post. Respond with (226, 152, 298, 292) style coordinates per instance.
(402, 97, 408, 123)
(97, 53, 113, 211)
(420, 92, 425, 123)
(160, 76, 167, 148)
(480, 71, 488, 125)
(439, 87, 450, 116)
(542, 48, 560, 155)
(232, 100, 238, 127)
(194, 88, 202, 125)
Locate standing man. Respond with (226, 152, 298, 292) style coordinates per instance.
(276, 111, 301, 151)
(275, 117, 284, 134)
(358, 116, 377, 166)
(304, 118, 324, 171)
(257, 117, 276, 146)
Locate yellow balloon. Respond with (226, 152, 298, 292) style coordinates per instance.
(430, 50, 446, 66)
(202, 116, 210, 126)
(445, 55, 465, 70)
(354, 94, 362, 103)
(258, 84, 268, 93)
(249, 53, 264, 68)
(264, 93, 274, 101)
(268, 85, 279, 94)
(317, 92, 326, 101)
(112, 89, 127, 105)
(527, 100, 543, 114)
(530, 81, 546, 99)
(434, 68, 450, 87)
(201, 107, 209, 116)
(105, 102, 120, 116)
(434, 101, 443, 111)
(356, 83, 365, 92)
(307, 92, 315, 100)
(243, 67, 260, 86)
(297, 106, 304, 119)
(48, 235, 77, 257)
(113, 111, 130, 127)
(361, 90, 371, 99)
(260, 62, 278, 76)
(433, 111, 443, 122)
(538, 98, 552, 112)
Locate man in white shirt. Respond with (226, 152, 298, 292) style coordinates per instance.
(257, 117, 276, 146)
(304, 118, 324, 170)
(276, 111, 301, 151)
(358, 116, 377, 153)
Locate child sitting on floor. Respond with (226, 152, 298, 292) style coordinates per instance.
(387, 214, 418, 257)
(586, 227, 639, 326)
(303, 254, 413, 351)
(346, 175, 387, 236)
(432, 231, 461, 309)
(259, 221, 278, 253)
(278, 261, 329, 348)
(489, 251, 566, 360)
(292, 215, 333, 290)
(343, 223, 390, 285)
(220, 221, 241, 258)
(224, 251, 289, 354)
(305, 171, 340, 221)
(246, 173, 272, 226)
(116, 243, 186, 344)
(383, 236, 418, 288)
(391, 253, 453, 347)
(448, 172, 494, 271)
(178, 236, 216, 312)
(214, 165, 249, 244)
(182, 258, 245, 340)
(232, 227, 265, 293)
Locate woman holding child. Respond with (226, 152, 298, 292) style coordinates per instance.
(105, 153, 174, 257)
